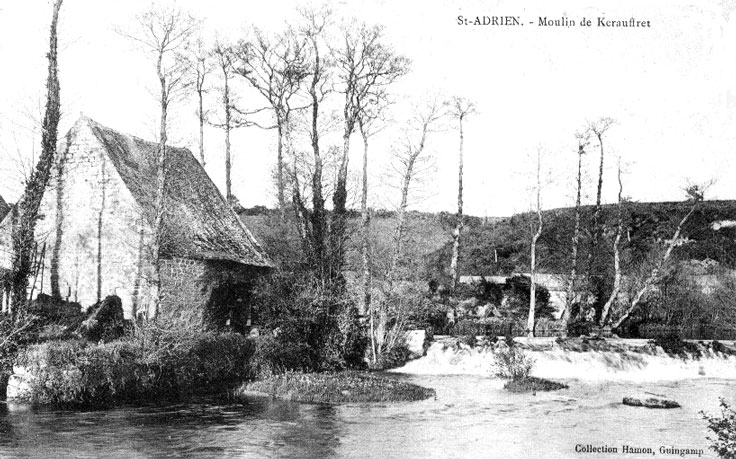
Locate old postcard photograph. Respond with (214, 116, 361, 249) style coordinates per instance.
(0, 0, 733, 457)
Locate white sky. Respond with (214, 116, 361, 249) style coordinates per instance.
(1, 0, 736, 217)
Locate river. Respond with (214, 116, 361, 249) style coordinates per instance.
(0, 341, 732, 458)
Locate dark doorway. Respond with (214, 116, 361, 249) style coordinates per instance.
(205, 282, 253, 333)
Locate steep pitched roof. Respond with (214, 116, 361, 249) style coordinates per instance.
(83, 117, 271, 268)
(0, 195, 9, 222)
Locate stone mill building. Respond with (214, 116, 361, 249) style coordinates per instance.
(0, 116, 271, 329)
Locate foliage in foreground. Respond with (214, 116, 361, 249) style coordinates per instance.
(236, 371, 435, 404)
(702, 399, 736, 459)
(14, 323, 255, 406)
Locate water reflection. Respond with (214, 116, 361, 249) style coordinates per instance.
(0, 396, 342, 459)
(0, 375, 728, 459)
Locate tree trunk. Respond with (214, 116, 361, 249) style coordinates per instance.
(198, 84, 206, 167)
(589, 130, 606, 322)
(96, 161, 107, 302)
(330, 122, 352, 282)
(308, 36, 327, 283)
(151, 43, 169, 320)
(223, 70, 232, 205)
(563, 144, 584, 323)
(359, 121, 371, 317)
(387, 169, 411, 290)
(600, 162, 624, 326)
(449, 114, 465, 291)
(527, 161, 543, 338)
(612, 200, 699, 330)
(10, 0, 63, 319)
(276, 120, 286, 216)
(359, 120, 375, 362)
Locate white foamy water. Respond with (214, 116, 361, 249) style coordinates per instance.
(394, 340, 736, 381)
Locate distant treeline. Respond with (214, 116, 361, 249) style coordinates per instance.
(240, 200, 736, 281)
(426, 199, 736, 281)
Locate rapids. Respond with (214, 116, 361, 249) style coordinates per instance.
(393, 337, 736, 381)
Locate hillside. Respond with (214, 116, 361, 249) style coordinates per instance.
(238, 208, 488, 278)
(239, 200, 736, 282)
(426, 199, 736, 282)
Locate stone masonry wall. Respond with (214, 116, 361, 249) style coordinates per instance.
(159, 257, 210, 327)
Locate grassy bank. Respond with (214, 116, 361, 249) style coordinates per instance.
(504, 376, 568, 393)
(236, 371, 435, 404)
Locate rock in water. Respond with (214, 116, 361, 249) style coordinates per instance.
(623, 396, 681, 409)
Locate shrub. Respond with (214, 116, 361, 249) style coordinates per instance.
(13, 326, 255, 406)
(702, 399, 736, 458)
(502, 276, 555, 320)
(0, 314, 41, 387)
(567, 320, 596, 337)
(492, 346, 534, 381)
(374, 341, 413, 370)
(651, 335, 702, 359)
(251, 269, 367, 373)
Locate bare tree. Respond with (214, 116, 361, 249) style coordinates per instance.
(563, 132, 589, 323)
(447, 97, 475, 292)
(372, 99, 442, 363)
(599, 158, 625, 326)
(611, 185, 705, 329)
(189, 34, 213, 167)
(586, 117, 614, 322)
(233, 27, 309, 215)
(10, 0, 63, 319)
(331, 22, 410, 280)
(386, 99, 443, 288)
(356, 107, 395, 362)
(210, 40, 237, 204)
(120, 4, 198, 318)
(290, 6, 333, 283)
(526, 147, 543, 337)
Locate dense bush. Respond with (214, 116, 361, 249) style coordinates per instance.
(702, 399, 736, 458)
(251, 269, 367, 373)
(650, 335, 702, 359)
(14, 325, 255, 406)
(374, 342, 413, 370)
(502, 276, 554, 320)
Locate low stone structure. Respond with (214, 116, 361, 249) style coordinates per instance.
(0, 116, 271, 329)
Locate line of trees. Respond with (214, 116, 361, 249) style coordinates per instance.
(518, 118, 708, 336)
(4, 1, 484, 368)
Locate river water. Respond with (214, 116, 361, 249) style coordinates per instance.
(0, 342, 733, 458)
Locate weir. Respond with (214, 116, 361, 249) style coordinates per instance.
(392, 336, 736, 381)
